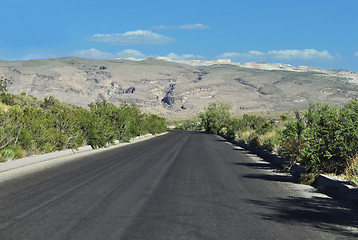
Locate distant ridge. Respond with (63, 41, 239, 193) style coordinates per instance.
(1, 57, 358, 118)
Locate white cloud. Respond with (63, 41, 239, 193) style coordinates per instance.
(166, 52, 205, 61)
(218, 51, 265, 59)
(21, 53, 58, 60)
(88, 30, 174, 45)
(355, 52, 358, 57)
(268, 49, 334, 60)
(151, 25, 176, 30)
(218, 49, 334, 61)
(73, 48, 114, 59)
(116, 49, 146, 59)
(151, 23, 210, 30)
(179, 24, 211, 30)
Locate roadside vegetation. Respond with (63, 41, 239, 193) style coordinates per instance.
(176, 101, 358, 186)
(0, 76, 166, 162)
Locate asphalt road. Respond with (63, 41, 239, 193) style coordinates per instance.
(0, 131, 357, 239)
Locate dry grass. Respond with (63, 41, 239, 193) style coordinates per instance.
(345, 154, 358, 186)
(257, 131, 276, 144)
(237, 130, 255, 144)
(300, 173, 319, 185)
(257, 131, 280, 153)
(0, 102, 9, 112)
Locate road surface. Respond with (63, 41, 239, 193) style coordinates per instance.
(0, 131, 357, 239)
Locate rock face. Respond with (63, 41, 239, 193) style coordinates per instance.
(161, 84, 176, 108)
(0, 57, 358, 118)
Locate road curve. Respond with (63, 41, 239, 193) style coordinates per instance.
(0, 131, 357, 239)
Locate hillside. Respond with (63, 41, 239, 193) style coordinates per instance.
(1, 57, 358, 118)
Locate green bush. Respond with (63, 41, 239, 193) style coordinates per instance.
(277, 101, 358, 174)
(144, 114, 167, 134)
(198, 100, 358, 176)
(198, 102, 275, 146)
(300, 103, 350, 174)
(175, 119, 200, 131)
(1, 149, 15, 159)
(198, 101, 232, 134)
(2, 145, 25, 159)
(0, 93, 166, 157)
(241, 114, 272, 134)
(0, 93, 16, 105)
(279, 111, 306, 166)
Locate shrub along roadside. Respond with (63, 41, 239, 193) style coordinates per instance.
(178, 100, 358, 185)
(0, 93, 167, 161)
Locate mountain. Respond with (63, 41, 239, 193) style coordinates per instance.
(1, 57, 358, 118)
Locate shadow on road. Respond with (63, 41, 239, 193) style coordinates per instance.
(245, 196, 358, 238)
(233, 162, 273, 170)
(221, 135, 358, 238)
(241, 173, 298, 183)
(232, 145, 285, 168)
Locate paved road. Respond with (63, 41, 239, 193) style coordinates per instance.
(0, 131, 357, 239)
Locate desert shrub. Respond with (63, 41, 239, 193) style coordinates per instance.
(0, 93, 166, 156)
(111, 101, 145, 142)
(144, 114, 167, 134)
(42, 95, 61, 109)
(289, 101, 358, 174)
(12, 92, 43, 108)
(300, 104, 347, 174)
(175, 119, 200, 131)
(12, 146, 26, 158)
(225, 117, 242, 140)
(279, 111, 306, 166)
(279, 114, 289, 121)
(121, 102, 146, 138)
(241, 114, 272, 134)
(0, 93, 16, 105)
(16, 107, 58, 153)
(235, 114, 274, 148)
(337, 100, 358, 161)
(0, 106, 23, 149)
(198, 101, 232, 134)
(79, 104, 114, 148)
(198, 100, 358, 176)
(1, 145, 25, 159)
(1, 148, 15, 159)
(50, 106, 85, 150)
(280, 136, 306, 166)
(81, 100, 167, 147)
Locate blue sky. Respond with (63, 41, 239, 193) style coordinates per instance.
(1, 0, 357, 71)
